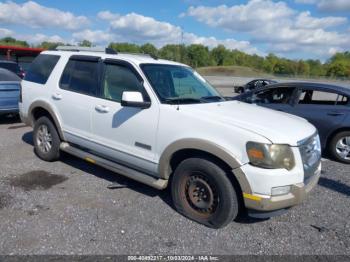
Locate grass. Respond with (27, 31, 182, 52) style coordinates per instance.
(197, 65, 272, 77)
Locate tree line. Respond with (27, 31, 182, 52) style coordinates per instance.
(1, 37, 349, 78)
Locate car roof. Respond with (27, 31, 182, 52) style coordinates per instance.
(250, 79, 276, 82)
(266, 81, 350, 95)
(42, 50, 186, 67)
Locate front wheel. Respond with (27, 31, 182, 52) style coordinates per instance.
(329, 131, 350, 164)
(33, 116, 61, 162)
(171, 158, 239, 228)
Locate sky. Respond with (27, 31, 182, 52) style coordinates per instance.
(0, 0, 350, 61)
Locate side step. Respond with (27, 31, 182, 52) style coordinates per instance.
(60, 142, 168, 190)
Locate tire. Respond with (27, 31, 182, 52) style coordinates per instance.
(329, 131, 350, 164)
(33, 116, 61, 162)
(171, 157, 239, 228)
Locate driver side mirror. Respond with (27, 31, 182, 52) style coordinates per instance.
(121, 91, 151, 109)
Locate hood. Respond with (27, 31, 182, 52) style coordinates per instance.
(180, 101, 316, 146)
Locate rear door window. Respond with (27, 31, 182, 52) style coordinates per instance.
(60, 57, 99, 96)
(24, 54, 60, 84)
(298, 90, 348, 106)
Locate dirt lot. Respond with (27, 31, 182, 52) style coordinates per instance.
(0, 115, 349, 255)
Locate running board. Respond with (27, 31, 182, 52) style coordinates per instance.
(60, 142, 168, 190)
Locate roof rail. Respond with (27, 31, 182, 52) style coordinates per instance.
(54, 46, 117, 54)
(118, 52, 158, 60)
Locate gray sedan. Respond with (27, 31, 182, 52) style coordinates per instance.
(0, 68, 21, 116)
(233, 82, 350, 164)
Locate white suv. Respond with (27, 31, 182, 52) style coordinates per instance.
(19, 47, 321, 228)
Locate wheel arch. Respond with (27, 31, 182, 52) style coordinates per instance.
(326, 127, 350, 150)
(28, 101, 65, 141)
(158, 138, 252, 195)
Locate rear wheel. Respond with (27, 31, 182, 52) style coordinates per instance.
(171, 157, 239, 228)
(329, 131, 350, 164)
(33, 116, 61, 162)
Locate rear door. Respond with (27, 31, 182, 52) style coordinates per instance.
(0, 82, 20, 112)
(288, 88, 348, 142)
(53, 55, 101, 145)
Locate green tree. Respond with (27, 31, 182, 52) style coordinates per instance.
(37, 41, 64, 49)
(78, 40, 93, 47)
(140, 43, 158, 57)
(0, 37, 29, 47)
(186, 44, 213, 68)
(109, 42, 141, 53)
(210, 45, 229, 66)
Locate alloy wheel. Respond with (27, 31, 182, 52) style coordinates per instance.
(335, 136, 350, 160)
(36, 124, 53, 154)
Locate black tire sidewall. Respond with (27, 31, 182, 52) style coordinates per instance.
(329, 131, 350, 164)
(171, 157, 239, 228)
(33, 116, 61, 162)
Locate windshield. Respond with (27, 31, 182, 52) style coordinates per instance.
(141, 64, 224, 104)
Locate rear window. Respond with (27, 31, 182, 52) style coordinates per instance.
(0, 62, 19, 74)
(24, 54, 60, 84)
(59, 58, 99, 96)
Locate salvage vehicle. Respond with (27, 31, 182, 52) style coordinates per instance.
(234, 79, 277, 93)
(20, 47, 321, 228)
(234, 82, 350, 164)
(0, 68, 21, 116)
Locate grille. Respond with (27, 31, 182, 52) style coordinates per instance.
(298, 133, 321, 181)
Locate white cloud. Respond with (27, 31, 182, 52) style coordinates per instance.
(183, 0, 350, 58)
(295, 0, 350, 12)
(0, 28, 13, 37)
(317, 0, 350, 12)
(93, 11, 259, 54)
(19, 33, 66, 44)
(72, 30, 115, 44)
(295, 11, 347, 29)
(294, 0, 317, 4)
(97, 11, 120, 21)
(0, 1, 89, 30)
(185, 0, 295, 32)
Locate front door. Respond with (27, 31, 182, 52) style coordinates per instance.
(90, 60, 159, 175)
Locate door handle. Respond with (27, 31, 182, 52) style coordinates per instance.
(95, 105, 110, 113)
(52, 93, 62, 100)
(327, 112, 345, 116)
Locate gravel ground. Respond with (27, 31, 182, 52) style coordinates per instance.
(0, 114, 349, 255)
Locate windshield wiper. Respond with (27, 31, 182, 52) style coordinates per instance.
(163, 98, 204, 104)
(201, 95, 225, 101)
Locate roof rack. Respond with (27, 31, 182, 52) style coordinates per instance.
(54, 46, 117, 54)
(53, 46, 158, 60)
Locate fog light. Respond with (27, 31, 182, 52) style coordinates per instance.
(271, 186, 291, 196)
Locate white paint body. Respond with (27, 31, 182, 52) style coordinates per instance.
(20, 50, 319, 196)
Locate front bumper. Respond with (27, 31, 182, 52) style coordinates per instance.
(242, 164, 321, 212)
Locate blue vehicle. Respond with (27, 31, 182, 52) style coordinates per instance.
(0, 68, 21, 116)
(233, 82, 350, 164)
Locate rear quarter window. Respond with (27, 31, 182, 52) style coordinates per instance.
(24, 54, 60, 84)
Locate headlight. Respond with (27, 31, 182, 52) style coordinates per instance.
(246, 142, 295, 170)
